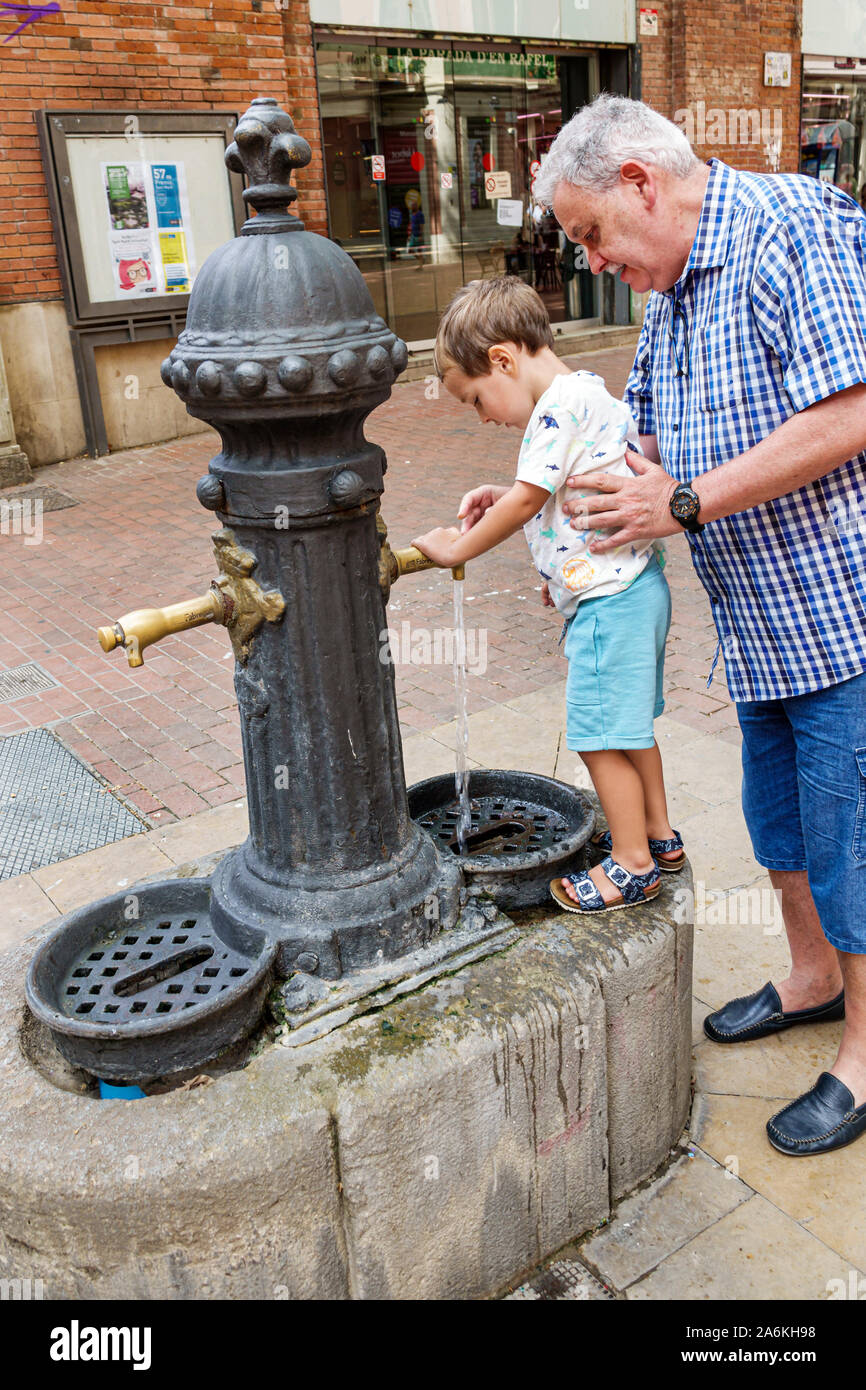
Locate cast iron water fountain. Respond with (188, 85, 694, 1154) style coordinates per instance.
(4, 98, 693, 1302)
(25, 97, 593, 1084)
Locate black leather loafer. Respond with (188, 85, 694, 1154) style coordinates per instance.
(703, 981, 844, 1044)
(767, 1072, 866, 1156)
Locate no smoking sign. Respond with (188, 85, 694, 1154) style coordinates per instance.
(484, 171, 512, 198)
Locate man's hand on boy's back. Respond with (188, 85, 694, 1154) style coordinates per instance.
(456, 484, 510, 533)
(561, 449, 679, 552)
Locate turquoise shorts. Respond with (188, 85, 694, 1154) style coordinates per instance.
(563, 556, 672, 751)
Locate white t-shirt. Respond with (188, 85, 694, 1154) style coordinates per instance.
(516, 370, 658, 617)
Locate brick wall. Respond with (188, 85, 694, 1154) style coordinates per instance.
(636, 1, 803, 175)
(278, 1, 327, 235)
(0, 0, 325, 308)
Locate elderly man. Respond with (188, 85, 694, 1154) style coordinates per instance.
(461, 94, 866, 1156)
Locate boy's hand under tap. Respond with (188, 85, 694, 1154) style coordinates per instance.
(412, 525, 464, 568)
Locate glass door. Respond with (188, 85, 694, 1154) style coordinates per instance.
(317, 42, 390, 323)
(522, 52, 570, 323)
(452, 48, 527, 295)
(374, 45, 462, 342)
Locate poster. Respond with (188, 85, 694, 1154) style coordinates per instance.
(764, 52, 791, 87)
(382, 129, 418, 182)
(102, 160, 196, 299)
(496, 198, 523, 227)
(467, 118, 492, 210)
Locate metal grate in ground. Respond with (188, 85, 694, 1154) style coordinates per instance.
(0, 483, 80, 512)
(0, 728, 149, 881)
(504, 1259, 616, 1300)
(0, 662, 59, 704)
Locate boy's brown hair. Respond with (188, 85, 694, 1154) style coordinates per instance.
(433, 275, 555, 379)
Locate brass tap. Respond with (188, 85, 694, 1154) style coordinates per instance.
(377, 513, 465, 602)
(97, 527, 286, 668)
(391, 545, 466, 584)
(97, 591, 226, 668)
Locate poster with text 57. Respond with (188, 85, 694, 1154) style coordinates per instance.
(149, 163, 196, 293)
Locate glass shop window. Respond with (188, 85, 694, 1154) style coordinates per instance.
(801, 56, 866, 211)
(316, 38, 597, 342)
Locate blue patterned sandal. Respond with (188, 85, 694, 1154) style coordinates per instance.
(591, 828, 686, 873)
(550, 855, 661, 914)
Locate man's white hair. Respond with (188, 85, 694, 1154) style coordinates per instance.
(533, 93, 699, 207)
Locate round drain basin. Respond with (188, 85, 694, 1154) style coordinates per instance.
(26, 878, 276, 1083)
(408, 769, 594, 910)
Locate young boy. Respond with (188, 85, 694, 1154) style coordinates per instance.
(413, 276, 685, 913)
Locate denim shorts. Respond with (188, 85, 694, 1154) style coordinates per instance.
(564, 556, 671, 751)
(736, 669, 866, 954)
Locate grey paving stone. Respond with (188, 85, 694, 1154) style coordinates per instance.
(580, 1148, 752, 1289)
(626, 1193, 856, 1301)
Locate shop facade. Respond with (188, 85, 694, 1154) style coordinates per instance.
(799, 2, 866, 204)
(5, 0, 845, 469)
(310, 2, 637, 343)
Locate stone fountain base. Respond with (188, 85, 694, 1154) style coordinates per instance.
(0, 851, 693, 1300)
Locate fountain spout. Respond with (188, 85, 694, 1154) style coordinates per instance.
(97, 590, 225, 667)
(391, 544, 466, 584)
(377, 512, 465, 602)
(97, 528, 287, 668)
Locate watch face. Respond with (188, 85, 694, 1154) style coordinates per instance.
(672, 487, 699, 521)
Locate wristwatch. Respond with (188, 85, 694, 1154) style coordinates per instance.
(669, 482, 704, 535)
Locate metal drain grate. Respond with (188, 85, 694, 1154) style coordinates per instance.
(0, 483, 79, 512)
(0, 662, 59, 704)
(59, 912, 251, 1025)
(0, 728, 147, 881)
(417, 794, 572, 858)
(505, 1260, 615, 1300)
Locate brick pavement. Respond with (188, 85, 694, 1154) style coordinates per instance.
(0, 343, 736, 827)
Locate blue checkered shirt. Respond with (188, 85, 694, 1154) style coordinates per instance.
(625, 158, 866, 702)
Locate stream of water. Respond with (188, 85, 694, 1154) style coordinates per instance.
(452, 577, 472, 853)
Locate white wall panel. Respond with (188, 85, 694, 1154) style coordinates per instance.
(802, 0, 866, 58)
(309, 0, 634, 45)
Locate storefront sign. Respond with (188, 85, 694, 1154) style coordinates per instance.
(376, 46, 560, 81)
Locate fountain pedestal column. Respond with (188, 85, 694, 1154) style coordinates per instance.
(161, 97, 462, 978)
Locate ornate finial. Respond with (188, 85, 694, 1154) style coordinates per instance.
(225, 96, 312, 232)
